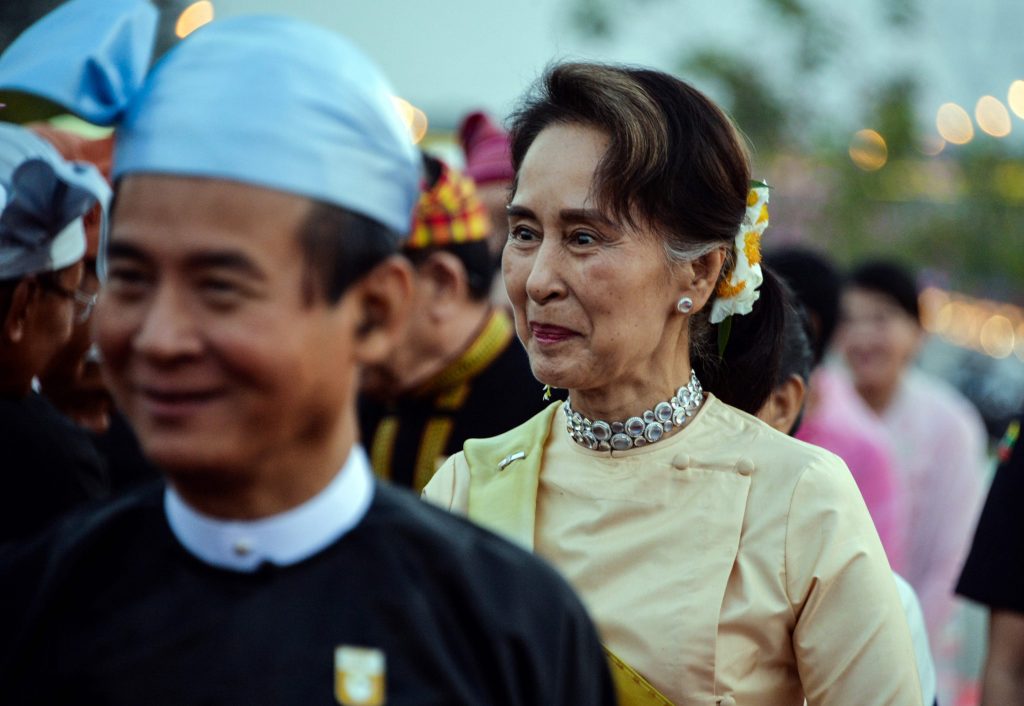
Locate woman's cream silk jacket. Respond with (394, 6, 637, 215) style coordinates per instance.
(424, 395, 922, 706)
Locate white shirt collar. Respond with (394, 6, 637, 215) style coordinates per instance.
(164, 445, 375, 572)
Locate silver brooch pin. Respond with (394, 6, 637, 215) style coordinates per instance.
(498, 451, 526, 471)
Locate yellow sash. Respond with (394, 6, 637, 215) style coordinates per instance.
(463, 403, 677, 706)
(605, 648, 677, 706)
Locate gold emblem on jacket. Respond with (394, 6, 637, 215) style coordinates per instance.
(334, 646, 385, 706)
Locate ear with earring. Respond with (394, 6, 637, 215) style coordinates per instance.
(676, 296, 694, 314)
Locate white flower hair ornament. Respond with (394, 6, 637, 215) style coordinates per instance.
(708, 181, 769, 355)
(710, 181, 769, 324)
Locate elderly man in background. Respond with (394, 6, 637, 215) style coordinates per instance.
(0, 122, 110, 543)
(360, 152, 546, 491)
(29, 124, 115, 434)
(28, 124, 157, 491)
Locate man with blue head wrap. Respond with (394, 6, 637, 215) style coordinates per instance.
(0, 2, 615, 705)
(0, 122, 111, 543)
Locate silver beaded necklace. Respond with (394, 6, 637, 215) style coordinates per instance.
(563, 370, 704, 451)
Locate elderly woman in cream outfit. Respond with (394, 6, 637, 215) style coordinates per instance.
(424, 63, 921, 706)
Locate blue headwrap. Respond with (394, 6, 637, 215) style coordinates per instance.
(0, 0, 420, 252)
(0, 123, 109, 280)
(0, 0, 157, 127)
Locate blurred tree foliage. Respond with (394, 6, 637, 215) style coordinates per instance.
(568, 0, 1024, 301)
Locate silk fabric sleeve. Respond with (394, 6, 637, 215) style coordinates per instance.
(421, 452, 471, 514)
(786, 456, 923, 705)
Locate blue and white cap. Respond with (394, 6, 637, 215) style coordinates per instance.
(0, 0, 420, 239)
(0, 123, 109, 280)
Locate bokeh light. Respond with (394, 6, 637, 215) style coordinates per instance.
(924, 287, 1024, 360)
(930, 301, 954, 335)
(980, 315, 1015, 358)
(391, 96, 429, 145)
(175, 1, 215, 39)
(919, 287, 950, 332)
(849, 129, 888, 171)
(408, 108, 428, 144)
(1009, 80, 1024, 120)
(975, 96, 1012, 137)
(936, 103, 974, 145)
(942, 302, 970, 347)
(918, 134, 945, 157)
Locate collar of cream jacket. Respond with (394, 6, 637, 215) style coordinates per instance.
(463, 400, 560, 549)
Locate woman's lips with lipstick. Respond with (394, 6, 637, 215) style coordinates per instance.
(529, 322, 580, 344)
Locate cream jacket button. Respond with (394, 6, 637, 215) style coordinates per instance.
(735, 458, 755, 476)
(671, 454, 690, 470)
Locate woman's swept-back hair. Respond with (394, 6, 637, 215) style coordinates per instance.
(507, 62, 784, 404)
(509, 63, 749, 258)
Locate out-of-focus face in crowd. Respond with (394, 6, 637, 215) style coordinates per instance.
(837, 286, 921, 397)
(28, 262, 85, 367)
(39, 217, 108, 431)
(30, 127, 114, 432)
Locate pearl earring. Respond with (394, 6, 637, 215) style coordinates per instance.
(676, 296, 694, 314)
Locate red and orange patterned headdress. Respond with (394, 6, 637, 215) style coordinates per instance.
(406, 159, 491, 250)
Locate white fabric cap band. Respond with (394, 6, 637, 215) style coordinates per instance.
(48, 216, 87, 272)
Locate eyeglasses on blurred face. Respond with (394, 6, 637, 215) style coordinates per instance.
(39, 277, 99, 324)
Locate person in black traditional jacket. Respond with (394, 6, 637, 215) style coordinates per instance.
(360, 153, 548, 491)
(0, 122, 110, 544)
(0, 2, 616, 705)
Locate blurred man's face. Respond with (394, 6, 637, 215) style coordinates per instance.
(26, 261, 85, 375)
(95, 174, 361, 479)
(41, 221, 112, 432)
(837, 287, 921, 397)
(359, 266, 432, 399)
